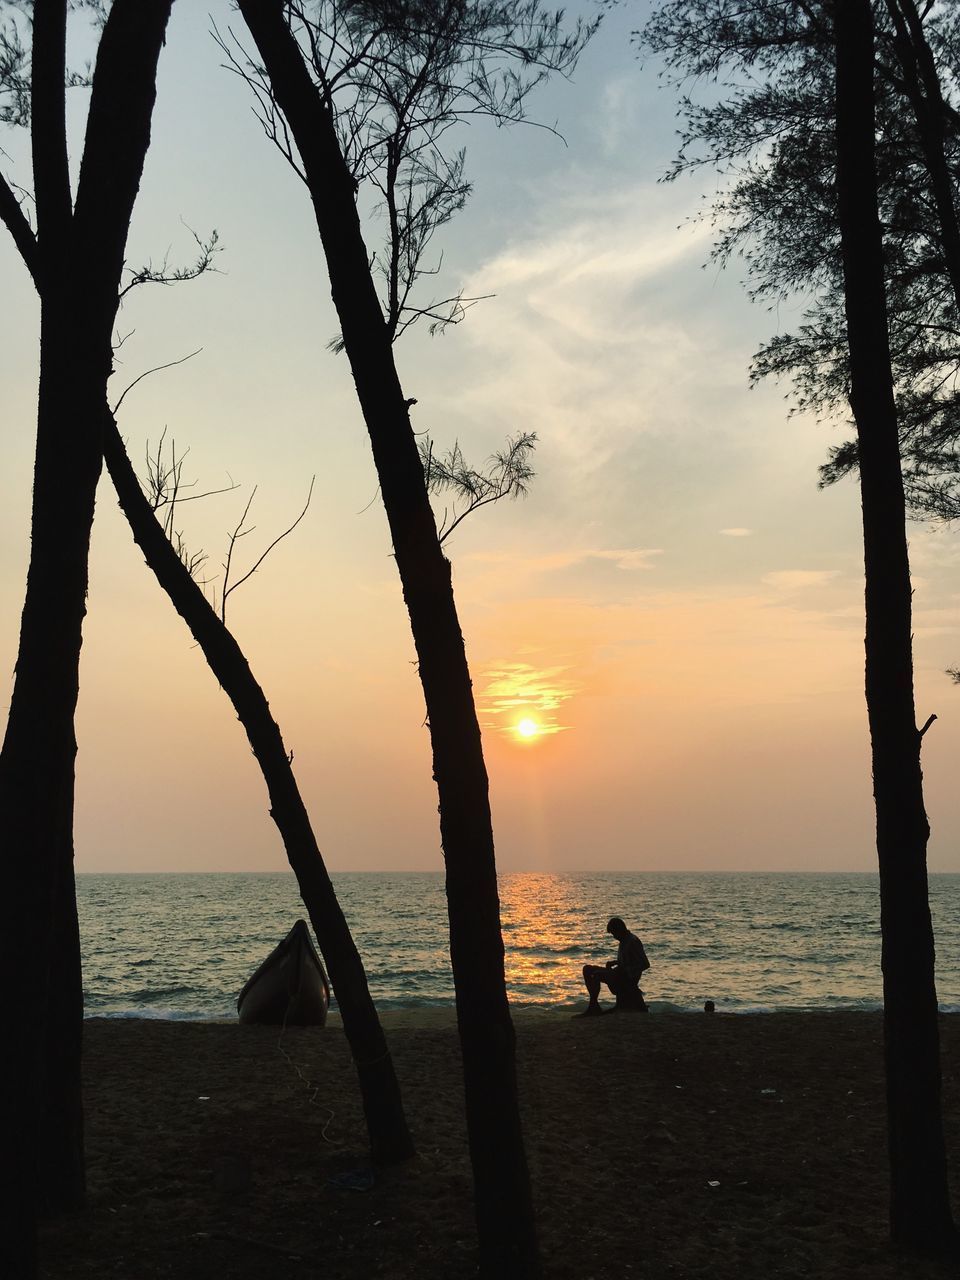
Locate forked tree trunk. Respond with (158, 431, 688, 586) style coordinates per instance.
(0, 0, 174, 1256)
(236, 4, 540, 1274)
(103, 416, 413, 1165)
(834, 0, 957, 1256)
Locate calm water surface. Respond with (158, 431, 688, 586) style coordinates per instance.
(76, 871, 960, 1020)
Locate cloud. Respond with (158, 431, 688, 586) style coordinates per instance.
(470, 580, 866, 719)
(466, 547, 662, 575)
(596, 75, 647, 156)
(476, 212, 711, 299)
(720, 527, 753, 537)
(441, 183, 721, 469)
(418, 172, 795, 568)
(476, 661, 579, 736)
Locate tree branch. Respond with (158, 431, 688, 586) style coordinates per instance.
(118, 225, 221, 301)
(420, 431, 537, 542)
(111, 348, 203, 415)
(221, 478, 316, 621)
(30, 0, 72, 262)
(0, 169, 40, 288)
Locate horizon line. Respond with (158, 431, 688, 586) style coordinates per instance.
(72, 867, 959, 876)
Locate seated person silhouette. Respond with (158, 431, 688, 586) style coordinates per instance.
(581, 916, 650, 1015)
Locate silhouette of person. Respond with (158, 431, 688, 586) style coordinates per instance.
(581, 916, 649, 1015)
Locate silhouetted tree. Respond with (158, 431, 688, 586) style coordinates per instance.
(645, 0, 957, 1254)
(97, 300, 535, 1174)
(884, 0, 960, 312)
(229, 1, 591, 1273)
(100, 414, 415, 1166)
(0, 0, 173, 1267)
(645, 0, 960, 519)
(834, 0, 955, 1252)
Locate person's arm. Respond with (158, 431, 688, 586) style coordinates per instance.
(622, 937, 645, 979)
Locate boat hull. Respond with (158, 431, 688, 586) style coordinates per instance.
(237, 919, 330, 1026)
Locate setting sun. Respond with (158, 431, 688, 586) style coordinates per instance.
(478, 663, 574, 742)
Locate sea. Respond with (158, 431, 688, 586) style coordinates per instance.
(76, 871, 960, 1021)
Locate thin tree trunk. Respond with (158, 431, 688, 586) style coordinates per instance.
(885, 0, 960, 313)
(834, 0, 957, 1256)
(236, 4, 540, 1274)
(102, 415, 413, 1165)
(0, 0, 174, 1241)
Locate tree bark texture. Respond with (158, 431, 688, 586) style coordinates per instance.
(103, 416, 413, 1165)
(0, 0, 174, 1246)
(834, 0, 956, 1255)
(236, 4, 540, 1274)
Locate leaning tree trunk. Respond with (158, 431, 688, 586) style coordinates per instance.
(237, 4, 540, 1275)
(0, 0, 174, 1245)
(834, 0, 957, 1255)
(103, 415, 413, 1165)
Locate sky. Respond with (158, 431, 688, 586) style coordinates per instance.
(2, 1, 960, 873)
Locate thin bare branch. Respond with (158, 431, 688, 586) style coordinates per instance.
(138, 428, 238, 582)
(221, 478, 316, 622)
(220, 486, 259, 622)
(111, 347, 203, 415)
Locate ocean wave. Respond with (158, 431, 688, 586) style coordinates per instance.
(87, 1007, 232, 1022)
(81, 997, 960, 1020)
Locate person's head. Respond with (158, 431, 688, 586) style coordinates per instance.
(606, 917, 628, 940)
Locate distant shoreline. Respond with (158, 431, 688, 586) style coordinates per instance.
(82, 1005, 960, 1026)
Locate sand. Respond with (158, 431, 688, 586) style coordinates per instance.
(39, 1009, 960, 1279)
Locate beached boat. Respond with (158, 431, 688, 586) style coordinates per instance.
(237, 919, 330, 1026)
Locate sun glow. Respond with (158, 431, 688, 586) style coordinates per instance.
(478, 662, 576, 741)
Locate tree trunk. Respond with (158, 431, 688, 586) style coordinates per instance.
(0, 315, 99, 1232)
(834, 0, 957, 1256)
(0, 0, 174, 1244)
(236, 4, 540, 1274)
(102, 415, 413, 1165)
(885, 0, 960, 313)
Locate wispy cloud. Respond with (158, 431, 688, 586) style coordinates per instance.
(419, 174, 792, 569)
(479, 216, 711, 297)
(442, 184, 720, 470)
(470, 580, 867, 727)
(466, 546, 663, 575)
(720, 527, 753, 537)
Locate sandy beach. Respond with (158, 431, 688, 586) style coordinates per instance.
(39, 1010, 960, 1279)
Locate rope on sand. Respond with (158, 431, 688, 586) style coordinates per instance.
(275, 1003, 341, 1146)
